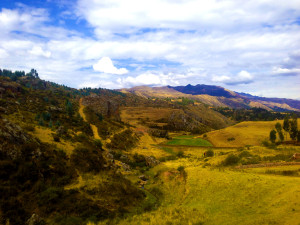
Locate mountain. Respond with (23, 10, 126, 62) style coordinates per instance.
(121, 84, 300, 112)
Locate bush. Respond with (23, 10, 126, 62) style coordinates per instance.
(53, 134, 60, 142)
(223, 154, 239, 166)
(177, 166, 185, 172)
(177, 151, 184, 158)
(70, 147, 105, 173)
(23, 124, 35, 132)
(238, 150, 252, 158)
(205, 149, 214, 157)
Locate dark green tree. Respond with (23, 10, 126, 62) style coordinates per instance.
(38, 118, 44, 126)
(65, 100, 74, 117)
(269, 129, 277, 143)
(275, 122, 284, 142)
(289, 116, 298, 141)
(283, 116, 290, 140)
(297, 131, 300, 142)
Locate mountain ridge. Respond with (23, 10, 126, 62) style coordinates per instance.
(120, 84, 300, 112)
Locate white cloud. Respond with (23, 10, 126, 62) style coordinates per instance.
(212, 70, 253, 85)
(117, 72, 180, 87)
(0, 1, 300, 99)
(272, 67, 300, 76)
(29, 46, 51, 58)
(93, 57, 128, 75)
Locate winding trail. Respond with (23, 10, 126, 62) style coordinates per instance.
(79, 98, 101, 140)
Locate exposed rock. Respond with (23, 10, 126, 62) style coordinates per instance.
(0, 118, 31, 160)
(145, 156, 160, 167)
(56, 126, 67, 136)
(120, 154, 130, 163)
(82, 95, 121, 120)
(138, 175, 148, 181)
(121, 162, 131, 171)
(26, 214, 44, 225)
(49, 106, 63, 112)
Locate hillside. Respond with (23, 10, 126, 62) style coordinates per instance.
(1, 70, 300, 225)
(121, 84, 300, 112)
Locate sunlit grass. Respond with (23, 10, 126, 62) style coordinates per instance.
(166, 137, 213, 147)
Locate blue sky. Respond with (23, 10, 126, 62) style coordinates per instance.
(0, 0, 300, 99)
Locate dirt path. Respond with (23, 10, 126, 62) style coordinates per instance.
(79, 98, 101, 140)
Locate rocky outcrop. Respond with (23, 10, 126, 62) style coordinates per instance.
(26, 214, 44, 225)
(144, 156, 160, 167)
(0, 118, 41, 161)
(82, 95, 121, 120)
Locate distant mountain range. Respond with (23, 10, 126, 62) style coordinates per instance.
(120, 84, 300, 112)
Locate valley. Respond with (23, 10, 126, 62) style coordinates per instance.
(0, 72, 300, 225)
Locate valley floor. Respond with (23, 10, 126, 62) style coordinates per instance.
(91, 143, 300, 225)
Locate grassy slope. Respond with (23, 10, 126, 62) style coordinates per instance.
(166, 136, 213, 147)
(204, 120, 300, 147)
(93, 145, 300, 225)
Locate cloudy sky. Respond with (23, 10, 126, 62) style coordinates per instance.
(0, 0, 300, 99)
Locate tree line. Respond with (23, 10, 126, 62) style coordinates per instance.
(269, 115, 300, 143)
(0, 68, 39, 80)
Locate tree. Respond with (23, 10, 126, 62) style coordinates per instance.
(275, 122, 284, 142)
(297, 131, 300, 142)
(27, 68, 39, 78)
(269, 129, 276, 143)
(283, 116, 290, 140)
(65, 100, 74, 117)
(289, 116, 298, 141)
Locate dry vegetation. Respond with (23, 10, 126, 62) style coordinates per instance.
(203, 120, 300, 147)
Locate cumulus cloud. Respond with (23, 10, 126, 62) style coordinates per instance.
(93, 57, 128, 75)
(0, 1, 300, 98)
(212, 70, 253, 85)
(29, 46, 51, 58)
(272, 67, 300, 76)
(117, 72, 179, 87)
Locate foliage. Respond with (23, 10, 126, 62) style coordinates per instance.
(177, 150, 185, 158)
(289, 116, 298, 140)
(205, 149, 214, 157)
(223, 154, 240, 166)
(70, 147, 105, 173)
(275, 122, 284, 142)
(215, 107, 292, 122)
(269, 129, 277, 143)
(177, 166, 185, 172)
(106, 129, 139, 150)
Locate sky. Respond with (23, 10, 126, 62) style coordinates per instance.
(0, 0, 300, 99)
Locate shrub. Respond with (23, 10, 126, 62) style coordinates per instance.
(177, 166, 185, 172)
(205, 149, 214, 157)
(94, 139, 102, 149)
(223, 154, 239, 166)
(53, 134, 60, 142)
(70, 147, 105, 173)
(177, 150, 184, 158)
(23, 124, 35, 132)
(238, 150, 252, 158)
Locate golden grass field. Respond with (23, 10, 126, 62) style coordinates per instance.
(90, 144, 300, 225)
(120, 106, 178, 128)
(204, 120, 300, 147)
